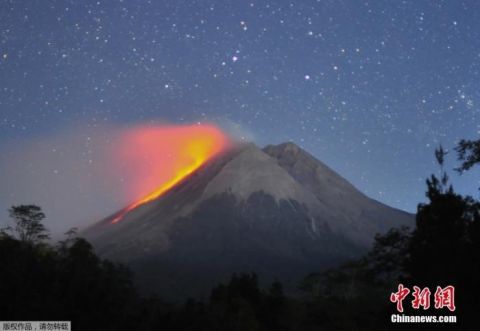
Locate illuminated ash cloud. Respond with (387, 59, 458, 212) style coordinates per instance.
(110, 124, 230, 223)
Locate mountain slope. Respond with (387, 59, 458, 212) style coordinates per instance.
(263, 142, 412, 245)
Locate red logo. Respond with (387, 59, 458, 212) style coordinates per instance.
(412, 286, 431, 310)
(390, 284, 410, 313)
(434, 285, 456, 312)
(390, 285, 455, 312)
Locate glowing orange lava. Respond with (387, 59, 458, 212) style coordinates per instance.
(111, 124, 229, 224)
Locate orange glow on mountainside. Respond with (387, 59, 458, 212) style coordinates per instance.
(111, 124, 229, 224)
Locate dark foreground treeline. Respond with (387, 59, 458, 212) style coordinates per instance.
(1, 140, 480, 330)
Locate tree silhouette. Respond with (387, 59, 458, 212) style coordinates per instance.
(0, 206, 140, 330)
(6, 205, 49, 243)
(366, 226, 411, 283)
(297, 142, 480, 329)
(455, 138, 480, 173)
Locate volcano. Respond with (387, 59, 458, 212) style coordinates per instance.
(84, 142, 413, 299)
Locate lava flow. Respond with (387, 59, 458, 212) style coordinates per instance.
(111, 124, 229, 224)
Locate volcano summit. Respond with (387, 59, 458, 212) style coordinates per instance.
(84, 142, 412, 299)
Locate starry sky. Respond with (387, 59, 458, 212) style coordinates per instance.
(1, 0, 480, 229)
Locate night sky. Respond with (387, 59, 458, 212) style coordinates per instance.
(1, 0, 480, 231)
